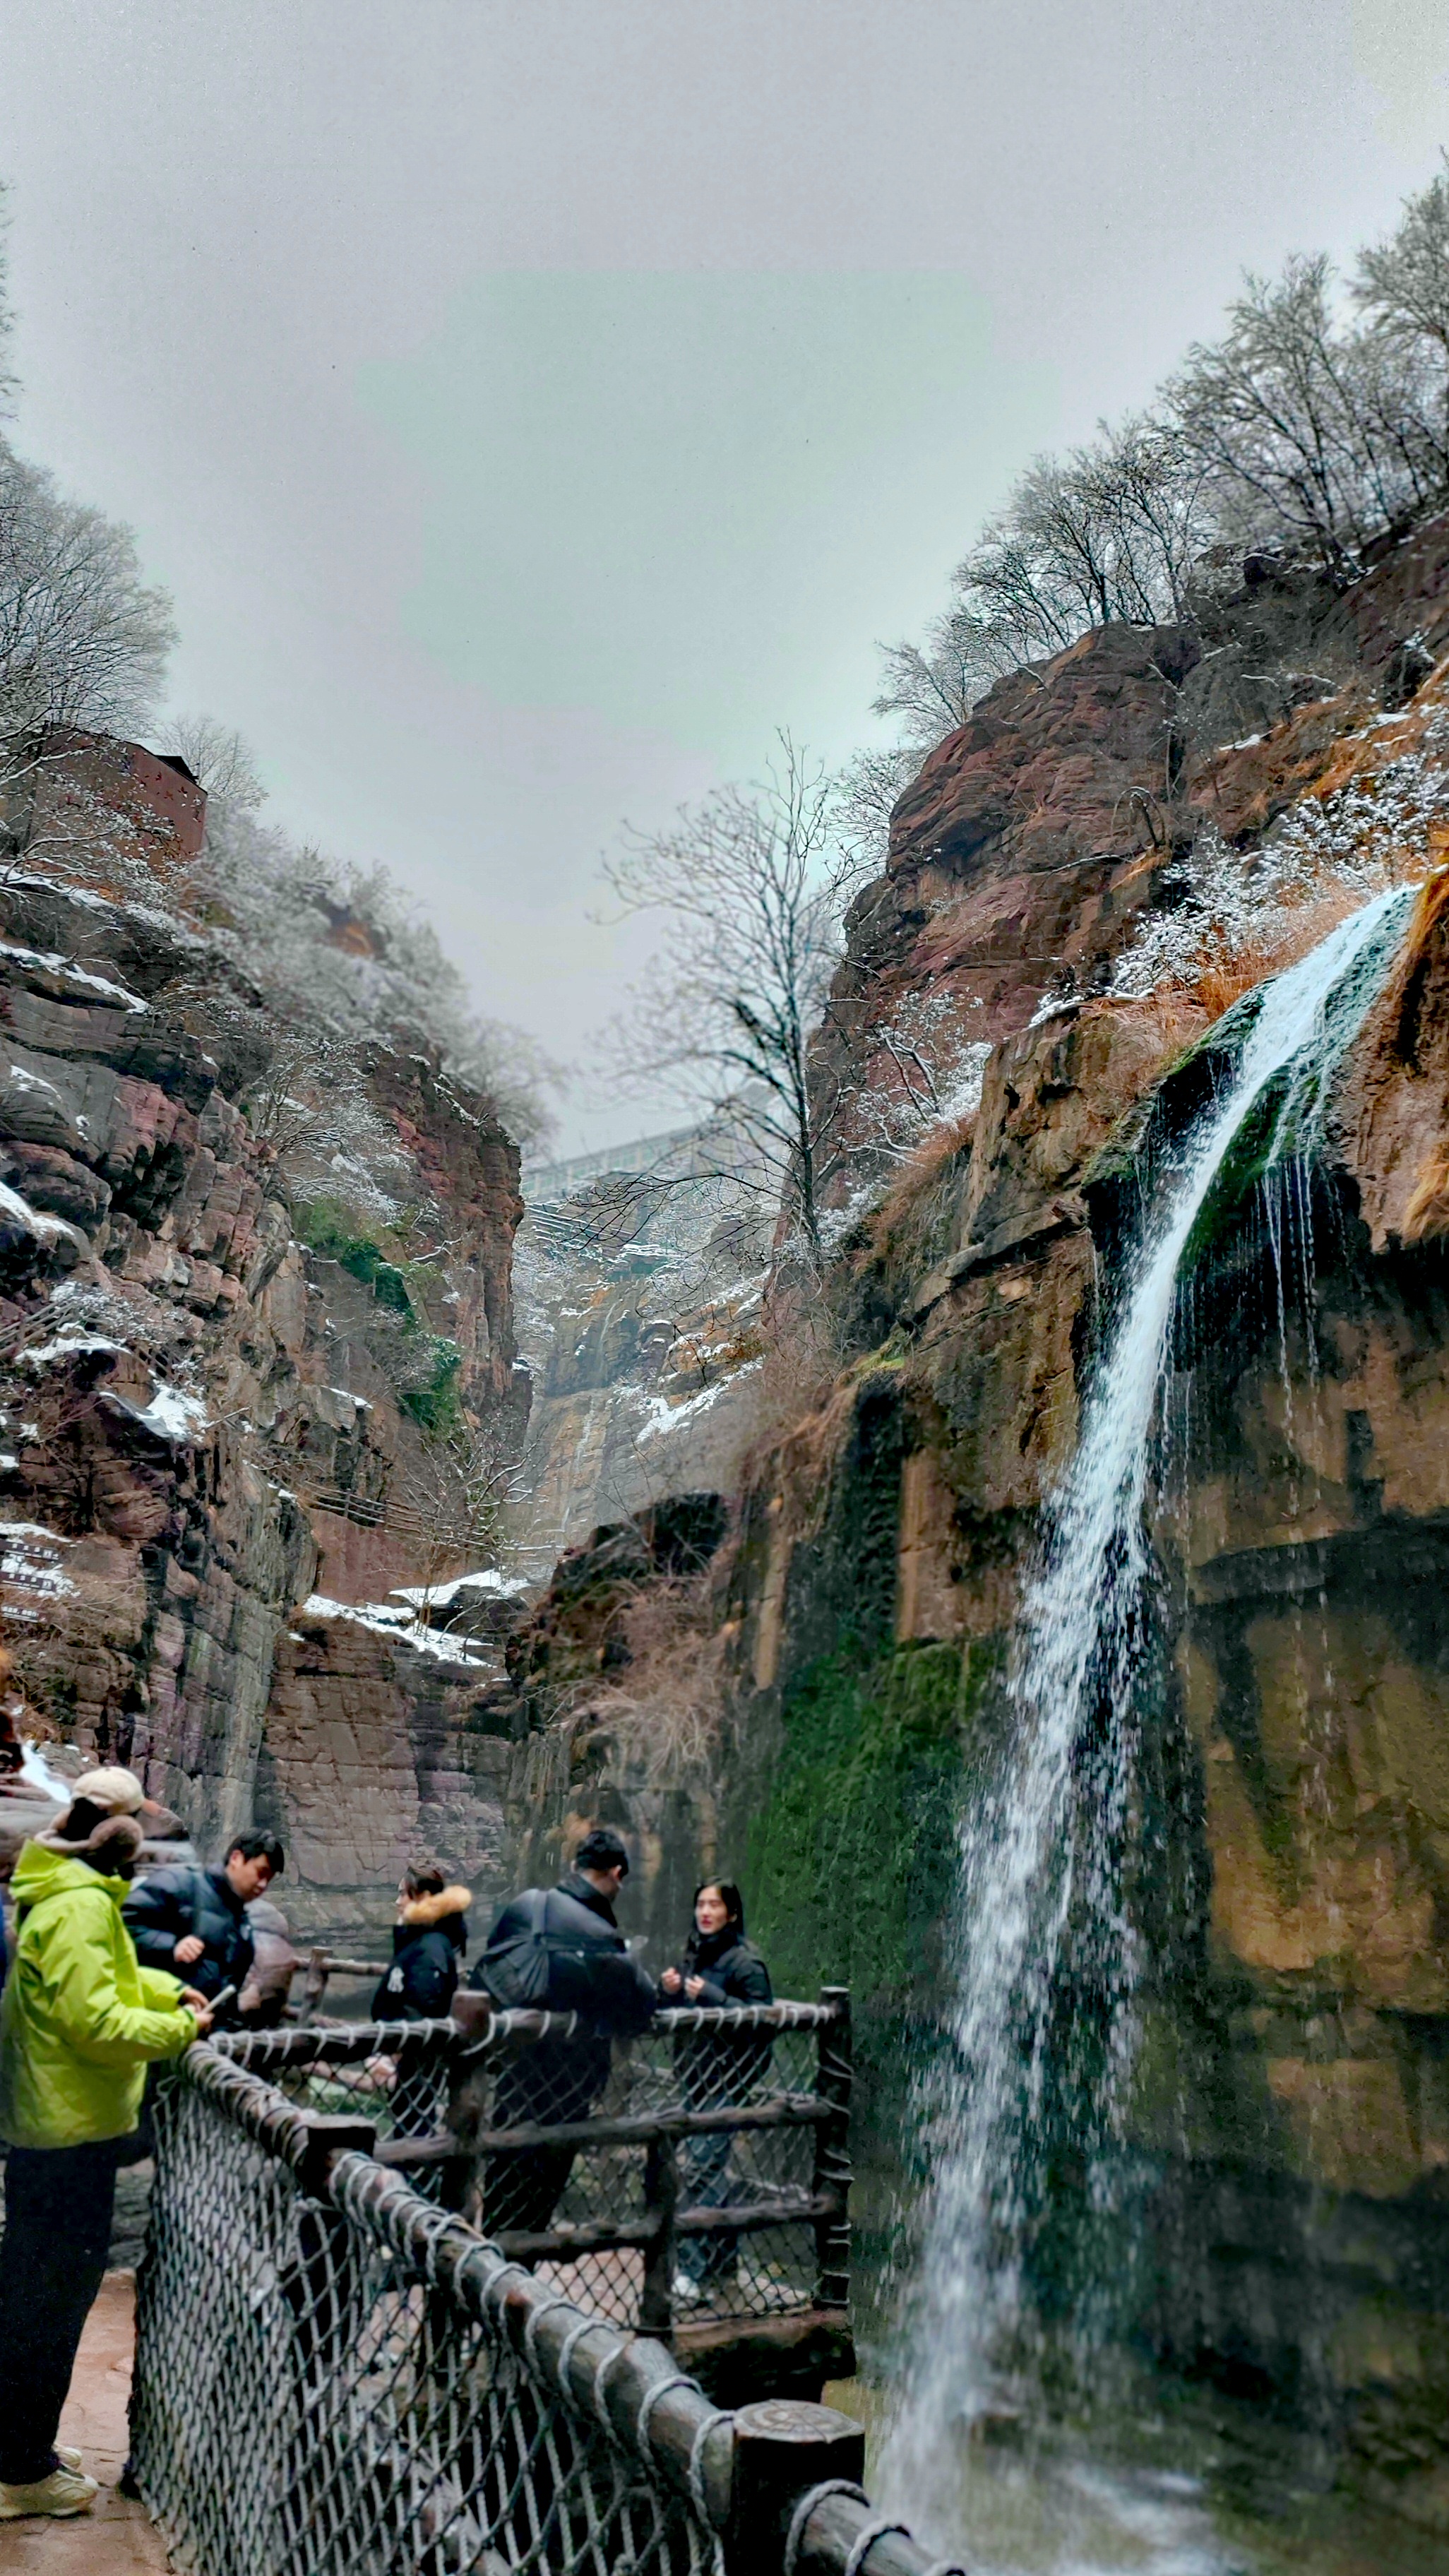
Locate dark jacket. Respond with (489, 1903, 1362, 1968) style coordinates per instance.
(472, 1870, 657, 2034)
(371, 1883, 470, 2022)
(122, 1864, 254, 2002)
(671, 1923, 773, 2105)
(674, 1926, 773, 2012)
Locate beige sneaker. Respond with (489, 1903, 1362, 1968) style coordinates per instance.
(0, 2466, 100, 2518)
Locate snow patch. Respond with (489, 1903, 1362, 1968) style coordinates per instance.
(0, 1522, 76, 1602)
(299, 1592, 494, 1664)
(135, 1384, 209, 1442)
(0, 1185, 86, 1253)
(388, 1568, 530, 1610)
(20, 1332, 127, 1368)
(19, 1740, 69, 1801)
(636, 1360, 762, 1445)
(0, 941, 148, 1012)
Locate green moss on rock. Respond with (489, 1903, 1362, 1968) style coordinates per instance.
(744, 1635, 999, 2010)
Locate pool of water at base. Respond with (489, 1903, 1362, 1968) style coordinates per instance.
(825, 2375, 1449, 2575)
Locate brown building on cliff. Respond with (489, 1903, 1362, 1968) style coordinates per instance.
(1, 726, 207, 882)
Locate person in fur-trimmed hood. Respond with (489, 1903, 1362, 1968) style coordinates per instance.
(371, 1864, 471, 2020)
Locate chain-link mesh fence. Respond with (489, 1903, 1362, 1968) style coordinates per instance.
(133, 2046, 729, 2576)
(215, 2000, 849, 2334)
(131, 2038, 964, 2576)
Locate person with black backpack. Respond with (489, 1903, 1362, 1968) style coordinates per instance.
(469, 1826, 656, 2238)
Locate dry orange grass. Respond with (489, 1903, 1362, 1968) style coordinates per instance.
(1383, 852, 1449, 1054)
(1405, 1143, 1449, 1241)
(588, 1575, 727, 1782)
(867, 1111, 975, 1249)
(1161, 886, 1383, 1031)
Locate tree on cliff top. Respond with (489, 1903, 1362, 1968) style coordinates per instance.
(597, 734, 844, 1266)
(0, 180, 173, 744)
(201, 799, 563, 1153)
(871, 156, 1449, 773)
(0, 448, 176, 742)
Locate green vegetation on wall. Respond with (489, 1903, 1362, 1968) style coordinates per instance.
(400, 1336, 463, 1432)
(297, 1198, 412, 1308)
(745, 1636, 998, 2011)
(295, 1195, 463, 1433)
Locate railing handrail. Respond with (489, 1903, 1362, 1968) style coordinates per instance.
(215, 1995, 845, 2076)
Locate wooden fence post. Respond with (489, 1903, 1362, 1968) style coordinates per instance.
(299, 1946, 328, 2020)
(812, 1988, 852, 2310)
(639, 2131, 679, 2335)
(724, 2399, 864, 2576)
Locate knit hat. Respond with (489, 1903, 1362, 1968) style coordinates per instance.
(69, 1767, 145, 1815)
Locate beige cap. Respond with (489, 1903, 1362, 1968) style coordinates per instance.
(69, 1766, 145, 1815)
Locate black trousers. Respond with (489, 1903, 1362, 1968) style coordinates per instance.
(0, 2138, 121, 2484)
(482, 2040, 609, 2242)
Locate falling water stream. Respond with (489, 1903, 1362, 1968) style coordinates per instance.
(879, 886, 1422, 2570)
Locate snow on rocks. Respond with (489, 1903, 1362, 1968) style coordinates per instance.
(298, 1591, 495, 1664)
(133, 1384, 209, 1443)
(0, 1181, 87, 1253)
(0, 1522, 76, 1607)
(18, 1331, 129, 1368)
(636, 1359, 762, 1444)
(0, 941, 148, 1013)
(388, 1568, 530, 1610)
(1113, 746, 1449, 1006)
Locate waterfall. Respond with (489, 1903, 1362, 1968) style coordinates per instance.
(882, 884, 1415, 2536)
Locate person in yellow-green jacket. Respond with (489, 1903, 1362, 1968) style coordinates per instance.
(0, 1769, 210, 2524)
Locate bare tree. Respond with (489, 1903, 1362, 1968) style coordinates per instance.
(400, 1417, 523, 1628)
(1353, 152, 1449, 490)
(1169, 256, 1437, 575)
(0, 446, 174, 739)
(171, 713, 266, 811)
(956, 417, 1215, 667)
(598, 734, 845, 1266)
(871, 609, 1004, 749)
(869, 418, 1215, 773)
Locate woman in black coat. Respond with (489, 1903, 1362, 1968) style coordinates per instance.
(373, 1863, 472, 2137)
(660, 1881, 772, 2307)
(372, 1865, 470, 2021)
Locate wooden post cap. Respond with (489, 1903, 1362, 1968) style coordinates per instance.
(450, 1991, 492, 2037)
(726, 2399, 866, 2570)
(734, 2400, 864, 2458)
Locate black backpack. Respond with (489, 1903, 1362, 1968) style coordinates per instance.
(477, 1890, 554, 2009)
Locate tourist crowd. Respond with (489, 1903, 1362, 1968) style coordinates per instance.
(0, 1765, 770, 2527)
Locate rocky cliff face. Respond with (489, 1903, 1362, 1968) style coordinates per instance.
(0, 846, 526, 1945)
(490, 519, 1449, 2526)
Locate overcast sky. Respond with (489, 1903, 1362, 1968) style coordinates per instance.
(1, 1, 1447, 1156)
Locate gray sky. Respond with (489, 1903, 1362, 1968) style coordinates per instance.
(1, 1, 1447, 1155)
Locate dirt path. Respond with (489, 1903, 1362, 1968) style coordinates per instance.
(0, 2272, 169, 2572)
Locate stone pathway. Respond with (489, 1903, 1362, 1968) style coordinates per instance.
(0, 2272, 169, 2572)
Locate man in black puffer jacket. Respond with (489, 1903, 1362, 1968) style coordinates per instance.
(470, 1826, 656, 2239)
(123, 1830, 283, 2011)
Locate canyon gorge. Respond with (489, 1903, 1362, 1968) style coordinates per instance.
(9, 511, 1449, 2547)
